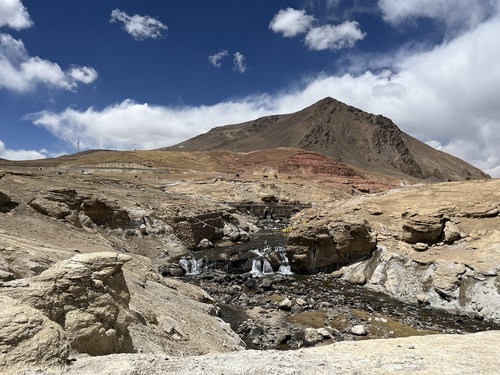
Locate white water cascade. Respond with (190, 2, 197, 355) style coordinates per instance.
(178, 244, 293, 277)
(179, 258, 204, 275)
(251, 256, 275, 278)
(250, 245, 293, 277)
(276, 246, 293, 275)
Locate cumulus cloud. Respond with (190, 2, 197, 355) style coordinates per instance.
(378, 0, 497, 31)
(110, 9, 168, 41)
(233, 52, 247, 73)
(0, 33, 98, 93)
(68, 66, 98, 84)
(270, 7, 365, 50)
(305, 21, 366, 50)
(0, 0, 32, 30)
(208, 50, 229, 68)
(269, 8, 315, 37)
(0, 139, 47, 160)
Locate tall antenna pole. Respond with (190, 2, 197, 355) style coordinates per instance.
(76, 141, 80, 153)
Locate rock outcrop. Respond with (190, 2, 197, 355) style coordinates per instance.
(1, 252, 134, 356)
(286, 216, 376, 273)
(172, 211, 225, 250)
(29, 189, 131, 229)
(401, 212, 444, 244)
(0, 251, 246, 371)
(0, 296, 70, 372)
(337, 245, 500, 322)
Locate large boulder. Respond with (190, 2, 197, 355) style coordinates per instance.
(286, 216, 376, 273)
(29, 197, 71, 219)
(222, 222, 250, 242)
(432, 261, 467, 299)
(442, 221, 461, 244)
(0, 296, 70, 372)
(0, 252, 134, 356)
(28, 188, 80, 219)
(401, 212, 444, 244)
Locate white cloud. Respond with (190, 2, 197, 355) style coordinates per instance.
(209, 50, 248, 73)
(0, 139, 47, 160)
(110, 9, 168, 41)
(233, 52, 247, 73)
(28, 99, 274, 151)
(270, 8, 365, 51)
(208, 50, 229, 68)
(27, 11, 500, 176)
(0, 0, 32, 30)
(378, 0, 498, 30)
(68, 66, 98, 84)
(0, 33, 98, 93)
(305, 21, 366, 51)
(269, 8, 315, 37)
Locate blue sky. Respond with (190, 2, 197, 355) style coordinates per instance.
(1, 1, 500, 176)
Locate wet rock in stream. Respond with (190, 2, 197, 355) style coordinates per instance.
(183, 272, 500, 350)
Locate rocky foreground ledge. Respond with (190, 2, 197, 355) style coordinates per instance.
(14, 330, 500, 375)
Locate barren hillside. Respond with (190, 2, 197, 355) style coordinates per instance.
(169, 97, 488, 182)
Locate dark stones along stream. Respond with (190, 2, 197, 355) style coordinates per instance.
(179, 225, 500, 350)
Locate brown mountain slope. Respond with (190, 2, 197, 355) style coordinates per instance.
(168, 97, 489, 181)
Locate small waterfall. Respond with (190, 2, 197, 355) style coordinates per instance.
(251, 245, 293, 277)
(251, 257, 274, 278)
(179, 258, 204, 275)
(178, 243, 293, 277)
(276, 246, 293, 275)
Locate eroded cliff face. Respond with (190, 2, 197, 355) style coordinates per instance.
(335, 245, 500, 323)
(287, 179, 500, 322)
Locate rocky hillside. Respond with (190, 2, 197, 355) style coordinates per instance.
(170, 97, 488, 181)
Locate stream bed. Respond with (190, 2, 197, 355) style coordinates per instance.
(180, 227, 500, 350)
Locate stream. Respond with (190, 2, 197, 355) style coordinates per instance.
(179, 226, 500, 350)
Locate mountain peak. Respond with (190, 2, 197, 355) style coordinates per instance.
(168, 98, 489, 182)
(311, 96, 343, 108)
